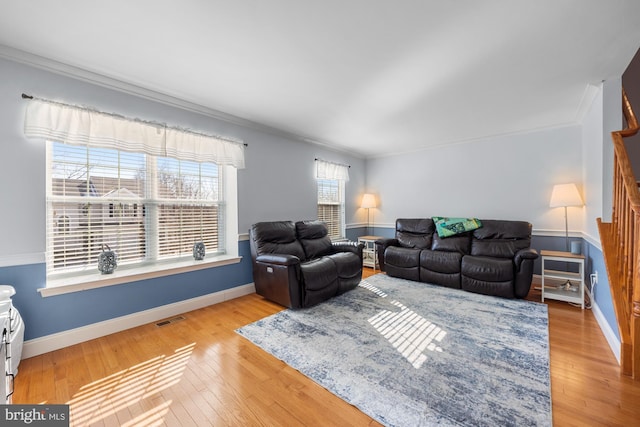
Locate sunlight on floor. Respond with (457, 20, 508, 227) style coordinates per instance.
(362, 280, 447, 369)
(67, 343, 194, 426)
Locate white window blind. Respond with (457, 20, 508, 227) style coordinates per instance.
(47, 142, 223, 276)
(317, 179, 345, 239)
(315, 158, 348, 239)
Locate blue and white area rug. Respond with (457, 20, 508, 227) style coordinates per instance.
(237, 274, 552, 426)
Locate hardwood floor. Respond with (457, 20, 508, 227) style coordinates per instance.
(13, 269, 640, 426)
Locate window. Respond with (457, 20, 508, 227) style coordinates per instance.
(47, 142, 224, 277)
(315, 159, 349, 240)
(317, 179, 345, 239)
(24, 97, 244, 291)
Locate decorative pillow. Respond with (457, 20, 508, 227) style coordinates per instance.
(433, 216, 482, 238)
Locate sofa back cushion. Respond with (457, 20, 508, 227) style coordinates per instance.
(395, 218, 434, 249)
(431, 232, 472, 254)
(251, 221, 306, 260)
(296, 220, 333, 260)
(470, 220, 532, 258)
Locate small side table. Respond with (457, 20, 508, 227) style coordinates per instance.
(358, 235, 383, 270)
(541, 250, 585, 309)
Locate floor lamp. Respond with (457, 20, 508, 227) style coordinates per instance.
(549, 183, 584, 252)
(550, 183, 583, 289)
(361, 193, 376, 235)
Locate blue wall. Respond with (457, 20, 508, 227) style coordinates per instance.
(0, 241, 253, 341)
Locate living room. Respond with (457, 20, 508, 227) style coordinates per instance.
(0, 2, 639, 425)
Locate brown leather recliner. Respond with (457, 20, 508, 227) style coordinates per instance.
(249, 220, 364, 308)
(376, 218, 539, 298)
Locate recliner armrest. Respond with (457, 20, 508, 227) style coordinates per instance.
(514, 248, 539, 266)
(255, 254, 301, 266)
(332, 241, 364, 258)
(375, 238, 399, 248)
(375, 238, 399, 272)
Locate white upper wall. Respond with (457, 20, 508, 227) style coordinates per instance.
(365, 125, 584, 234)
(582, 83, 605, 244)
(0, 57, 365, 262)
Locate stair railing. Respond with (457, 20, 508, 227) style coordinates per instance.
(597, 88, 640, 379)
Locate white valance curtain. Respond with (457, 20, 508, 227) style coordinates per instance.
(24, 98, 245, 169)
(315, 159, 350, 181)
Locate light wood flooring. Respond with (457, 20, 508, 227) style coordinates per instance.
(12, 268, 640, 426)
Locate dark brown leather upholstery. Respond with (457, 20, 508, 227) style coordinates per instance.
(250, 220, 364, 308)
(376, 218, 539, 299)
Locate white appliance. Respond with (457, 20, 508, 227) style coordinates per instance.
(0, 285, 25, 403)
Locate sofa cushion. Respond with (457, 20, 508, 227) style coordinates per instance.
(395, 218, 434, 249)
(462, 276, 515, 299)
(326, 252, 362, 278)
(461, 256, 513, 282)
(431, 232, 472, 254)
(471, 220, 532, 258)
(300, 257, 338, 291)
(252, 221, 306, 260)
(420, 249, 462, 274)
(296, 220, 333, 260)
(420, 269, 462, 289)
(385, 246, 421, 268)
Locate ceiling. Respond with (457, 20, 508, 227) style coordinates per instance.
(1, 1, 640, 158)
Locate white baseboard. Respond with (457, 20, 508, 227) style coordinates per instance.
(22, 283, 256, 359)
(590, 296, 621, 364)
(533, 274, 620, 363)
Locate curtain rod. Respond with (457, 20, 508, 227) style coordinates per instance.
(21, 93, 248, 147)
(314, 158, 351, 168)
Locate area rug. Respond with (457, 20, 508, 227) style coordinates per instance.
(236, 274, 552, 426)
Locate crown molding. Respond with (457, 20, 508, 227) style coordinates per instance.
(0, 44, 364, 159)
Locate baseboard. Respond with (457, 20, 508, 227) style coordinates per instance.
(591, 297, 621, 364)
(22, 283, 256, 359)
(533, 274, 620, 363)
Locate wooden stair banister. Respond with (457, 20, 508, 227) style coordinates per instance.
(597, 87, 640, 379)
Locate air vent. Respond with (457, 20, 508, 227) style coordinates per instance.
(155, 315, 186, 327)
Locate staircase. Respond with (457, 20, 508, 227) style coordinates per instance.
(597, 88, 640, 380)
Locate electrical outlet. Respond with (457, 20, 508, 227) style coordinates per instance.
(590, 271, 598, 286)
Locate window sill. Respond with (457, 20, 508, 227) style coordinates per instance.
(38, 255, 242, 298)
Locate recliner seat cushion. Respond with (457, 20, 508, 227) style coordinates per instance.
(385, 246, 421, 268)
(462, 277, 515, 299)
(296, 220, 333, 259)
(326, 252, 361, 278)
(461, 256, 513, 282)
(252, 221, 306, 260)
(300, 257, 338, 291)
(420, 250, 462, 274)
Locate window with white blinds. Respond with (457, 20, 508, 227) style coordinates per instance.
(47, 141, 224, 276)
(317, 178, 345, 239)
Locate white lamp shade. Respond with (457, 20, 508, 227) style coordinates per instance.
(550, 183, 583, 208)
(361, 193, 377, 209)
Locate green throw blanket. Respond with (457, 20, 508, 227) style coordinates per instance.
(433, 216, 482, 238)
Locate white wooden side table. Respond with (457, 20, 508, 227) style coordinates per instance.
(357, 235, 383, 270)
(541, 250, 585, 309)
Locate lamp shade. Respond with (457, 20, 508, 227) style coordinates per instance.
(361, 193, 376, 209)
(550, 183, 583, 208)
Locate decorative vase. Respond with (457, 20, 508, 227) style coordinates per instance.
(98, 244, 118, 274)
(193, 242, 206, 260)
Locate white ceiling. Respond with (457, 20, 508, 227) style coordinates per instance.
(1, 1, 639, 158)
